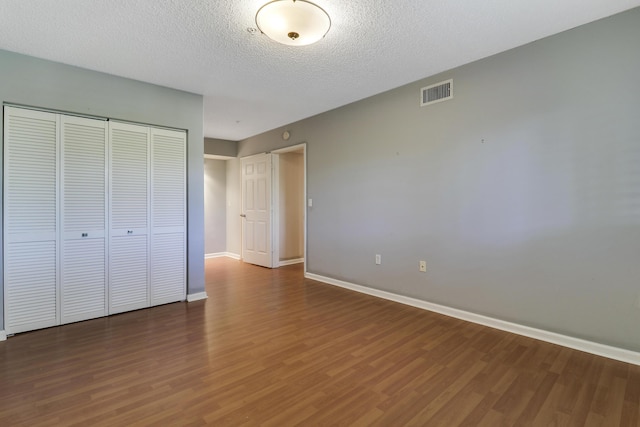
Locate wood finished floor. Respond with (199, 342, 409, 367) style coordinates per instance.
(1, 258, 639, 426)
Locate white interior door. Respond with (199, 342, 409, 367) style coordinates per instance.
(109, 121, 150, 314)
(3, 107, 60, 334)
(241, 153, 273, 268)
(150, 128, 186, 305)
(4, 107, 186, 335)
(60, 115, 108, 324)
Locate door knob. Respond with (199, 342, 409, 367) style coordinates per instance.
(240, 214, 246, 217)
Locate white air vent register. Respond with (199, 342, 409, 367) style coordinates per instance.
(421, 79, 453, 106)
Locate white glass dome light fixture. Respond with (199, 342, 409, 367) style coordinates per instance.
(255, 0, 331, 46)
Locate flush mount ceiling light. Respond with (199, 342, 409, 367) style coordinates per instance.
(255, 0, 331, 46)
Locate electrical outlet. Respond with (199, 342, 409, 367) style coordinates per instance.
(375, 254, 381, 265)
(419, 260, 427, 272)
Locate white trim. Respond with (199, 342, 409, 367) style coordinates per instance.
(205, 252, 228, 259)
(204, 154, 235, 160)
(272, 154, 280, 269)
(272, 143, 306, 155)
(3, 102, 109, 121)
(279, 258, 304, 267)
(0, 331, 6, 341)
(205, 252, 241, 260)
(304, 273, 640, 366)
(187, 292, 208, 302)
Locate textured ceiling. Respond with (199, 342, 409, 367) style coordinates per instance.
(0, 0, 639, 141)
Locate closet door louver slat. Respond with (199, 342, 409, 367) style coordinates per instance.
(60, 116, 108, 324)
(3, 108, 187, 335)
(61, 240, 106, 321)
(3, 107, 59, 334)
(109, 122, 150, 314)
(150, 128, 186, 305)
(110, 235, 148, 312)
(111, 126, 148, 229)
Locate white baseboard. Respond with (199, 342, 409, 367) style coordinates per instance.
(205, 252, 241, 260)
(187, 292, 208, 302)
(0, 330, 6, 341)
(304, 273, 640, 366)
(279, 258, 304, 267)
(205, 252, 226, 259)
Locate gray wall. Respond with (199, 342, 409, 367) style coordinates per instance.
(204, 159, 227, 254)
(239, 9, 640, 352)
(205, 137, 237, 157)
(226, 158, 241, 257)
(0, 49, 205, 330)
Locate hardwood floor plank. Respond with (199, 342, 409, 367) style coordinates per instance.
(513, 371, 559, 424)
(572, 382, 601, 426)
(414, 388, 485, 426)
(1, 257, 639, 426)
(476, 408, 509, 426)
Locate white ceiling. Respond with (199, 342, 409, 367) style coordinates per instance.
(1, 0, 639, 141)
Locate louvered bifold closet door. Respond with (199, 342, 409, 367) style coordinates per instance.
(3, 107, 59, 334)
(150, 128, 186, 305)
(60, 116, 107, 324)
(109, 122, 150, 314)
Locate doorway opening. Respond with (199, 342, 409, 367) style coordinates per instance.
(240, 143, 306, 271)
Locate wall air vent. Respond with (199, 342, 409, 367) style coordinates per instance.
(421, 79, 453, 106)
